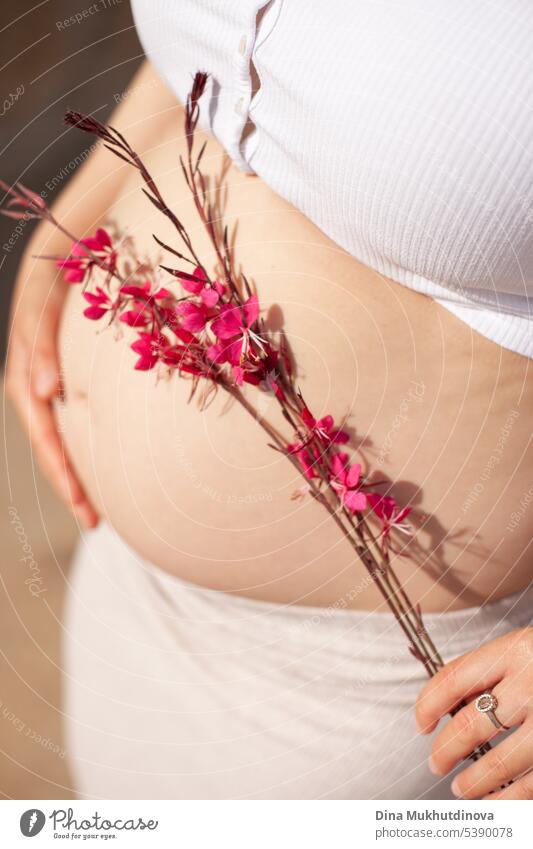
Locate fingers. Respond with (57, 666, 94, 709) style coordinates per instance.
(416, 634, 518, 734)
(28, 303, 62, 400)
(485, 767, 533, 800)
(33, 367, 60, 400)
(6, 337, 98, 529)
(429, 701, 500, 778)
(15, 386, 98, 528)
(32, 352, 61, 400)
(429, 681, 527, 777)
(451, 723, 533, 799)
(31, 398, 83, 505)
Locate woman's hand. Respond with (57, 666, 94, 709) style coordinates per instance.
(6, 252, 99, 528)
(416, 627, 533, 799)
(4, 61, 180, 530)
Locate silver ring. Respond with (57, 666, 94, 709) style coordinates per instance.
(475, 692, 509, 731)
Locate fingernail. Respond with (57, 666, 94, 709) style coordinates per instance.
(34, 369, 57, 398)
(451, 777, 461, 798)
(78, 506, 99, 530)
(73, 504, 93, 529)
(428, 755, 439, 775)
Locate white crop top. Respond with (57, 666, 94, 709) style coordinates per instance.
(132, 0, 533, 357)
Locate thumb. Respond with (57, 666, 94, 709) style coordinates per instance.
(31, 324, 61, 400)
(33, 363, 60, 399)
(30, 296, 61, 400)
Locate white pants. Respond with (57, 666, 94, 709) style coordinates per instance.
(63, 523, 532, 799)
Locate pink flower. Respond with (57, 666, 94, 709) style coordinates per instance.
(130, 331, 169, 371)
(296, 448, 318, 480)
(329, 453, 367, 512)
(289, 407, 349, 454)
(367, 493, 412, 546)
(211, 293, 259, 341)
(302, 408, 349, 447)
(160, 344, 207, 376)
(294, 446, 321, 480)
(119, 281, 171, 302)
(259, 367, 285, 401)
(57, 227, 115, 283)
(117, 281, 171, 328)
(57, 243, 90, 283)
(119, 309, 148, 327)
(179, 266, 225, 307)
(232, 365, 245, 386)
(81, 228, 112, 251)
(206, 337, 242, 367)
(174, 267, 227, 332)
(208, 294, 266, 383)
(175, 301, 210, 332)
(82, 286, 111, 320)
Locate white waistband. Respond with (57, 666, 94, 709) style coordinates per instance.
(76, 522, 533, 663)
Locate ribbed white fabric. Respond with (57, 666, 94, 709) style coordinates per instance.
(132, 0, 533, 357)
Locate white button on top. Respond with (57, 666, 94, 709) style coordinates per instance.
(238, 34, 247, 56)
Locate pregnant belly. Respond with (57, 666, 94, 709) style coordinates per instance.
(57, 120, 533, 611)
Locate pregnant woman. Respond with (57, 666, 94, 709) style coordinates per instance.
(6, 1, 533, 799)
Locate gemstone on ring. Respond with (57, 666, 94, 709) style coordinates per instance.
(475, 693, 498, 713)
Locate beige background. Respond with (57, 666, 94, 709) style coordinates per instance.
(1, 390, 77, 798)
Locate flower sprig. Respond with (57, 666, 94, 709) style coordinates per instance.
(1, 75, 490, 763)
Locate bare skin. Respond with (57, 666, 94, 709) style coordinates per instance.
(7, 59, 533, 799)
(8, 59, 532, 613)
(417, 627, 533, 799)
(50, 74, 531, 615)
